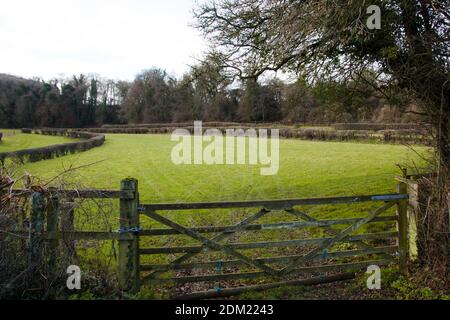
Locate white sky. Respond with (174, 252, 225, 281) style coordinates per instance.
(0, 0, 207, 81)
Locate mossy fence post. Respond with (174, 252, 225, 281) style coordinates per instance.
(404, 177, 421, 261)
(30, 192, 45, 267)
(46, 194, 59, 273)
(60, 198, 76, 260)
(118, 178, 140, 293)
(397, 176, 409, 275)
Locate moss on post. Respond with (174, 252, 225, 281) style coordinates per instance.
(30, 192, 45, 266)
(118, 178, 140, 293)
(46, 195, 59, 273)
(397, 180, 409, 275)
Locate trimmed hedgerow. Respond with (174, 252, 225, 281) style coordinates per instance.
(0, 129, 105, 164)
(332, 123, 424, 131)
(101, 122, 428, 132)
(79, 125, 432, 145)
(380, 130, 432, 145)
(279, 128, 372, 141)
(78, 127, 150, 134)
(74, 123, 433, 146)
(279, 128, 431, 144)
(100, 122, 274, 129)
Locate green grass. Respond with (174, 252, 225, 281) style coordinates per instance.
(15, 133, 429, 243)
(17, 134, 428, 203)
(10, 133, 431, 296)
(0, 130, 77, 153)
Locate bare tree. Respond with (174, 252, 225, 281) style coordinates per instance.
(195, 0, 449, 270)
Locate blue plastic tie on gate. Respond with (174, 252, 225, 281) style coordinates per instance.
(371, 194, 408, 201)
(319, 250, 328, 280)
(117, 227, 142, 235)
(214, 259, 223, 294)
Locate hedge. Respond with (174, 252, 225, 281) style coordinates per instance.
(100, 122, 278, 129)
(80, 125, 261, 135)
(78, 127, 150, 134)
(0, 129, 105, 164)
(100, 122, 427, 132)
(332, 123, 424, 131)
(76, 125, 430, 145)
(0, 132, 2, 142)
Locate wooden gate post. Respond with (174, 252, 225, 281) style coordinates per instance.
(30, 192, 45, 266)
(405, 179, 420, 260)
(397, 180, 408, 275)
(118, 178, 140, 292)
(60, 198, 76, 260)
(46, 194, 59, 273)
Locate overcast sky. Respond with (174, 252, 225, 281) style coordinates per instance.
(0, 0, 207, 81)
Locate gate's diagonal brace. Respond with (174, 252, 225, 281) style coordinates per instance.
(143, 208, 270, 282)
(285, 208, 393, 259)
(143, 210, 278, 277)
(279, 201, 395, 276)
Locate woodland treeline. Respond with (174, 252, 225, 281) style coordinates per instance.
(0, 65, 418, 128)
(0, 73, 126, 128)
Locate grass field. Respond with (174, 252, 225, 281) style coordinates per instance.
(12, 133, 429, 238)
(0, 130, 78, 153)
(15, 133, 428, 203)
(4, 132, 431, 297)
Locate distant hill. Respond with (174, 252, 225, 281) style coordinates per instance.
(0, 73, 41, 86)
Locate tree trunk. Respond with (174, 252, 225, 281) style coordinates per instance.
(395, 1, 450, 273)
(415, 101, 450, 273)
(432, 110, 450, 270)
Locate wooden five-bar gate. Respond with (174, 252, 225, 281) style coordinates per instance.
(9, 178, 409, 299)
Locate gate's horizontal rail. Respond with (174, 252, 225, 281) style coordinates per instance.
(139, 231, 397, 254)
(1, 231, 134, 240)
(141, 193, 407, 211)
(142, 259, 395, 284)
(140, 216, 398, 236)
(140, 246, 398, 272)
(4, 217, 396, 241)
(11, 189, 134, 199)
